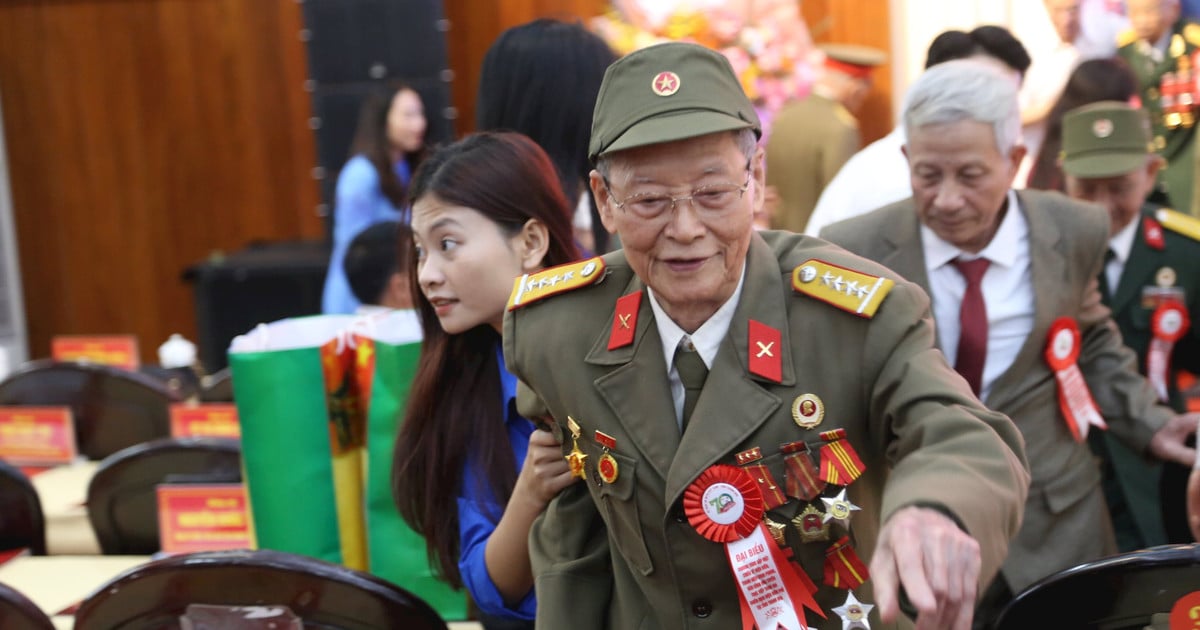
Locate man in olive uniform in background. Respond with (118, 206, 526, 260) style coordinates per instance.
(1061, 100, 1200, 547)
(1118, 0, 1200, 215)
(766, 44, 886, 233)
(505, 42, 1029, 630)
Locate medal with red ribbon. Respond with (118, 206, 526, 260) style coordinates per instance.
(684, 465, 823, 628)
(1149, 300, 1191, 402)
(1044, 317, 1107, 441)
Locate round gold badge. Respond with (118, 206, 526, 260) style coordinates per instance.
(791, 393, 824, 429)
(1157, 266, 1177, 287)
(598, 452, 619, 484)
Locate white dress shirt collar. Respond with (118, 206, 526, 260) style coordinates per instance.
(1108, 214, 1138, 265)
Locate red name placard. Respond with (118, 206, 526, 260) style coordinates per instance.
(157, 484, 253, 554)
(170, 404, 240, 439)
(51, 335, 140, 370)
(0, 407, 77, 465)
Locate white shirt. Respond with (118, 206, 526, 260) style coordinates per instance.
(648, 265, 746, 429)
(807, 126, 910, 236)
(1106, 214, 1139, 293)
(922, 190, 1036, 403)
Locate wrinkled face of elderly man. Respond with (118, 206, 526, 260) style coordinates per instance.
(902, 60, 1026, 254)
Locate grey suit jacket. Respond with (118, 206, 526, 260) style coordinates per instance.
(821, 189, 1173, 592)
(506, 231, 1029, 630)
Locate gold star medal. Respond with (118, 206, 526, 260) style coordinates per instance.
(595, 430, 619, 483)
(564, 416, 587, 479)
(821, 488, 862, 529)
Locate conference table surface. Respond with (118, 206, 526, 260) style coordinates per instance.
(30, 460, 102, 555)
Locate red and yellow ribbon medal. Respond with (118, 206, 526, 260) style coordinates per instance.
(1044, 317, 1107, 441)
(1149, 300, 1190, 402)
(684, 465, 822, 629)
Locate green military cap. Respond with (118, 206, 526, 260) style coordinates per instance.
(588, 42, 760, 163)
(1061, 100, 1155, 178)
(820, 44, 888, 78)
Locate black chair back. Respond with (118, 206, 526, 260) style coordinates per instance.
(0, 582, 54, 630)
(994, 543, 1200, 629)
(0, 359, 179, 460)
(72, 549, 449, 630)
(199, 367, 233, 402)
(0, 460, 46, 555)
(86, 437, 242, 554)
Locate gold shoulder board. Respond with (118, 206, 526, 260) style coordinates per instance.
(791, 259, 894, 319)
(1186, 23, 1200, 48)
(1117, 28, 1138, 48)
(507, 257, 606, 310)
(1155, 208, 1200, 242)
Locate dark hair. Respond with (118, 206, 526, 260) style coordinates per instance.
(1027, 57, 1139, 192)
(349, 83, 426, 209)
(391, 131, 580, 587)
(925, 26, 1031, 74)
(344, 221, 410, 305)
(476, 19, 617, 252)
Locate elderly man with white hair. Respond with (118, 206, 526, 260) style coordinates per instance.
(821, 59, 1199, 625)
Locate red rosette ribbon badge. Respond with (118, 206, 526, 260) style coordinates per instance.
(684, 465, 822, 629)
(1044, 317, 1107, 441)
(1149, 301, 1190, 402)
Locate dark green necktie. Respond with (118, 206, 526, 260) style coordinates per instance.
(1098, 248, 1117, 303)
(674, 343, 709, 431)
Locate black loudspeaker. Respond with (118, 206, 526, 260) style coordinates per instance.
(183, 241, 330, 373)
(299, 0, 455, 229)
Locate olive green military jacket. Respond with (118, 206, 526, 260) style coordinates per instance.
(504, 231, 1029, 630)
(766, 94, 860, 234)
(820, 189, 1174, 593)
(1095, 204, 1200, 548)
(1117, 20, 1200, 213)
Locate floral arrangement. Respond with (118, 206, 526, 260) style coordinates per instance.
(592, 0, 816, 137)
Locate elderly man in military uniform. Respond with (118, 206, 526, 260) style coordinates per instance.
(505, 42, 1029, 630)
(1060, 101, 1200, 548)
(766, 44, 887, 234)
(1118, 0, 1200, 215)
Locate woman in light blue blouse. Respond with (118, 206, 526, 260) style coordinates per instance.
(391, 132, 581, 629)
(322, 84, 426, 314)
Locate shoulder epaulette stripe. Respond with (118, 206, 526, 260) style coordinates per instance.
(507, 257, 606, 310)
(1155, 208, 1200, 242)
(791, 259, 894, 319)
(1117, 28, 1138, 48)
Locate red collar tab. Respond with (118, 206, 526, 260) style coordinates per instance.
(608, 291, 642, 350)
(1144, 216, 1166, 251)
(748, 320, 782, 383)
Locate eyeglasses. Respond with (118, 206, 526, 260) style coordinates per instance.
(603, 168, 752, 221)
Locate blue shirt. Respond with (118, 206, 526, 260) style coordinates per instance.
(455, 345, 537, 619)
(322, 154, 411, 314)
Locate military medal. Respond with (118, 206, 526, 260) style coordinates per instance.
(824, 536, 869, 590)
(792, 505, 831, 543)
(564, 416, 588, 479)
(1044, 318, 1107, 442)
(736, 447, 787, 509)
(781, 441, 826, 501)
(594, 430, 619, 483)
(792, 393, 824, 429)
(818, 429, 866, 485)
(682, 465, 823, 627)
(1148, 301, 1191, 402)
(764, 517, 789, 548)
(821, 488, 861, 529)
(833, 591, 874, 629)
(1157, 266, 1178, 287)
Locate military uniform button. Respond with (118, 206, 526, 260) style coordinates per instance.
(691, 600, 712, 618)
(672, 508, 687, 524)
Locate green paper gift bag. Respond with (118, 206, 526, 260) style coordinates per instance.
(352, 310, 467, 620)
(228, 315, 367, 567)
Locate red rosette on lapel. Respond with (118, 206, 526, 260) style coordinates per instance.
(684, 465, 763, 542)
(684, 465, 822, 629)
(1044, 317, 1107, 441)
(1149, 300, 1191, 401)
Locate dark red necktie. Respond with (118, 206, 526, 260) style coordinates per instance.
(951, 258, 990, 397)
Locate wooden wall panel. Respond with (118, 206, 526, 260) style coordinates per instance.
(801, 0, 893, 143)
(0, 0, 321, 363)
(447, 0, 891, 143)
